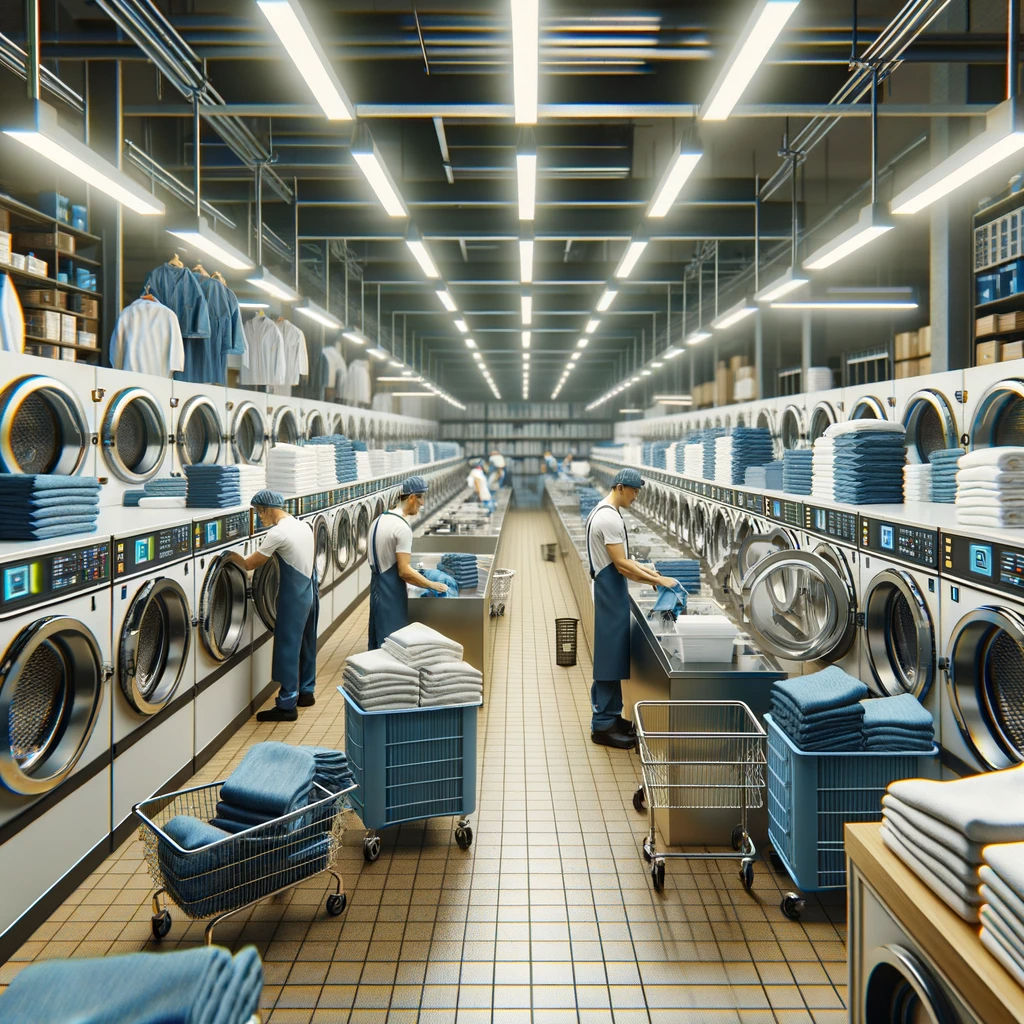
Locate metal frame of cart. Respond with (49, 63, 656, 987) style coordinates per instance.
(632, 700, 767, 892)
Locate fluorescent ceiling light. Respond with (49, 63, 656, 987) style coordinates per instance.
(585, 318, 600, 334)
(641, 369, 652, 376)
(652, 360, 663, 367)
(711, 300, 756, 330)
(892, 98, 1024, 215)
(454, 319, 469, 333)
(521, 292, 533, 325)
(247, 266, 300, 302)
(350, 125, 408, 217)
(653, 395, 693, 404)
(522, 331, 531, 349)
(755, 266, 808, 303)
(701, 0, 801, 122)
(342, 328, 368, 345)
(663, 346, 681, 358)
(619, 408, 643, 414)
(406, 230, 441, 279)
(614, 237, 648, 279)
(465, 337, 477, 349)
(630, 376, 640, 383)
(686, 329, 712, 345)
(803, 203, 893, 271)
(571, 352, 581, 361)
(391, 391, 434, 397)
(519, 239, 534, 283)
(596, 287, 618, 312)
(238, 301, 270, 309)
(167, 217, 253, 271)
(512, 0, 539, 123)
(4, 100, 164, 216)
(647, 143, 703, 218)
(256, 0, 355, 120)
(436, 289, 457, 312)
(576, 337, 589, 348)
(377, 375, 422, 382)
(517, 131, 537, 220)
(294, 298, 342, 329)
(473, 352, 483, 362)
(401, 369, 414, 376)
(367, 346, 388, 360)
(772, 300, 919, 310)
(388, 359, 403, 368)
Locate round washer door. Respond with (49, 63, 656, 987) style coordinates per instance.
(252, 555, 280, 631)
(373, 496, 386, 521)
(708, 507, 735, 573)
(968, 378, 1024, 448)
(742, 549, 853, 662)
(0, 616, 104, 795)
(198, 553, 250, 662)
(679, 498, 693, 546)
(735, 526, 797, 584)
(666, 492, 679, 537)
(780, 405, 806, 450)
(945, 605, 1024, 771)
(311, 514, 330, 588)
(333, 505, 354, 573)
(230, 401, 266, 465)
(0, 375, 90, 475)
(306, 410, 327, 439)
(270, 406, 300, 446)
(864, 945, 958, 1024)
(691, 502, 709, 559)
(861, 568, 935, 699)
(808, 402, 837, 444)
(849, 395, 887, 421)
(901, 389, 960, 464)
(119, 577, 192, 714)
(176, 395, 223, 467)
(353, 502, 371, 564)
(100, 387, 168, 483)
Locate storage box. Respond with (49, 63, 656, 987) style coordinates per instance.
(729, 355, 748, 371)
(76, 331, 97, 349)
(23, 288, 65, 309)
(674, 614, 737, 663)
(9, 253, 26, 271)
(25, 255, 47, 277)
(14, 232, 74, 255)
(25, 343, 59, 359)
(0, 209, 9, 234)
(81, 318, 98, 336)
(977, 339, 1002, 364)
(917, 325, 932, 355)
(60, 348, 76, 362)
(894, 331, 917, 362)
(26, 310, 61, 341)
(61, 314, 76, 345)
(72, 295, 99, 319)
(0, 230, 10, 265)
(976, 315, 1000, 337)
(1002, 340, 1024, 361)
(37, 192, 70, 223)
(977, 273, 999, 305)
(915, 356, 932, 375)
(895, 360, 914, 379)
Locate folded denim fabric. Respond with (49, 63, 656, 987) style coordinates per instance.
(864, 735, 936, 751)
(164, 814, 233, 850)
(860, 693, 934, 730)
(219, 742, 316, 816)
(883, 812, 980, 887)
(770, 702, 866, 732)
(772, 669, 869, 714)
(0, 520, 99, 540)
(0, 488, 100, 507)
(0, 504, 99, 521)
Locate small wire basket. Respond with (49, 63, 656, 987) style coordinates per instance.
(489, 568, 515, 617)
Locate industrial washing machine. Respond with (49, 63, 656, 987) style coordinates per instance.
(689, 499, 711, 562)
(752, 398, 782, 459)
(109, 509, 195, 835)
(0, 533, 112, 951)
(962, 359, 1024, 449)
(305, 404, 329, 440)
(268, 401, 302, 446)
(778, 398, 808, 452)
(806, 387, 845, 444)
(895, 370, 966, 464)
(225, 388, 267, 467)
(843, 378, 895, 423)
(193, 509, 254, 764)
(706, 504, 736, 584)
(325, 501, 358, 626)
(171, 381, 225, 473)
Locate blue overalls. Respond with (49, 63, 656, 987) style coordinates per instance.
(586, 505, 631, 731)
(272, 558, 319, 709)
(367, 512, 410, 650)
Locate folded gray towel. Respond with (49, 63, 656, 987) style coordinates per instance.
(980, 839, 1024, 900)
(981, 865, 1024, 926)
(980, 884, 1024, 952)
(981, 902, 1024, 968)
(883, 810, 980, 886)
(981, 925, 1024, 987)
(881, 795, 986, 862)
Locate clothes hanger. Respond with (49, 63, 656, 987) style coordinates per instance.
(140, 283, 158, 302)
(211, 271, 226, 284)
(193, 262, 209, 276)
(168, 253, 184, 267)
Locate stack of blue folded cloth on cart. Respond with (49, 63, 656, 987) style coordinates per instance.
(0, 944, 263, 1024)
(578, 486, 602, 519)
(123, 476, 188, 506)
(928, 447, 963, 503)
(769, 668, 869, 751)
(417, 566, 458, 597)
(0, 474, 101, 540)
(653, 559, 701, 593)
(304, 435, 358, 483)
(701, 428, 727, 480)
(438, 552, 479, 589)
(782, 449, 813, 495)
(184, 464, 242, 508)
(861, 692, 935, 751)
(304, 746, 354, 793)
(726, 427, 775, 485)
(830, 422, 907, 504)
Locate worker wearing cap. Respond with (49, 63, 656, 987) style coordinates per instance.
(585, 468, 682, 749)
(229, 489, 318, 723)
(367, 475, 449, 650)
(542, 450, 558, 474)
(467, 459, 495, 512)
(488, 448, 507, 490)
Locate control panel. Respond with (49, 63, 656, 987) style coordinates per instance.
(712, 486, 734, 505)
(860, 516, 938, 570)
(943, 533, 1024, 596)
(764, 496, 803, 527)
(0, 540, 110, 616)
(733, 489, 762, 513)
(193, 510, 250, 554)
(804, 504, 858, 545)
(115, 523, 192, 578)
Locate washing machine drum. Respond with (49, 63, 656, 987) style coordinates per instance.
(333, 506, 354, 573)
(865, 945, 958, 1024)
(271, 406, 300, 446)
(735, 526, 796, 584)
(312, 515, 330, 588)
(862, 569, 935, 699)
(176, 395, 223, 466)
(252, 555, 280, 631)
(0, 616, 104, 795)
(901, 389, 960, 463)
(307, 410, 327, 439)
(709, 509, 734, 570)
(0, 374, 91, 476)
(946, 606, 1024, 771)
(968, 378, 1024, 448)
(679, 499, 693, 546)
(354, 503, 371, 564)
(808, 402, 837, 443)
(101, 387, 168, 483)
(666, 492, 679, 535)
(780, 406, 805, 450)
(230, 401, 266, 465)
(198, 553, 249, 662)
(691, 503, 709, 559)
(119, 578, 192, 714)
(849, 395, 887, 420)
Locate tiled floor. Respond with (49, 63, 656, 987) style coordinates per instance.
(1, 510, 847, 1022)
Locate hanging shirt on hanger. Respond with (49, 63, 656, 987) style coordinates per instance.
(278, 320, 309, 385)
(145, 262, 211, 341)
(193, 271, 245, 385)
(0, 273, 25, 353)
(110, 297, 185, 376)
(343, 358, 372, 406)
(240, 313, 287, 386)
(321, 345, 347, 396)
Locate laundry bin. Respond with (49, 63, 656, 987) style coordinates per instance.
(555, 617, 578, 667)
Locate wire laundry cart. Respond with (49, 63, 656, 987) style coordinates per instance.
(136, 779, 356, 944)
(489, 568, 515, 617)
(632, 701, 766, 892)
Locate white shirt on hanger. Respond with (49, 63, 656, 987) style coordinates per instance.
(240, 314, 287, 386)
(277, 320, 309, 386)
(322, 346, 347, 393)
(110, 297, 185, 376)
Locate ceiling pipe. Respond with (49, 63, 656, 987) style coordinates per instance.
(0, 33, 83, 111)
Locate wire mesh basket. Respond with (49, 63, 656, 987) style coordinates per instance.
(542, 543, 557, 562)
(489, 568, 515, 617)
(555, 617, 578, 667)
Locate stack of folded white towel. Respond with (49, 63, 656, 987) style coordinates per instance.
(342, 648, 420, 710)
(979, 841, 1024, 984)
(355, 450, 372, 480)
(683, 442, 703, 479)
(392, 449, 416, 471)
(811, 433, 834, 501)
(881, 765, 1024, 921)
(235, 465, 268, 505)
(382, 622, 484, 707)
(266, 444, 319, 495)
(714, 436, 733, 485)
(956, 447, 1024, 528)
(308, 445, 339, 489)
(903, 462, 932, 502)
(368, 450, 391, 476)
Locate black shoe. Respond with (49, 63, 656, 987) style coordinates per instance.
(298, 693, 316, 707)
(591, 726, 636, 750)
(257, 707, 298, 723)
(616, 715, 636, 736)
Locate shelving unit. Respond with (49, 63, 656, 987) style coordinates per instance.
(972, 190, 1024, 364)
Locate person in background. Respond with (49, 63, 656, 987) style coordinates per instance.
(559, 451, 575, 479)
(468, 459, 495, 511)
(229, 489, 318, 723)
(542, 450, 559, 474)
(366, 476, 448, 649)
(488, 448, 507, 490)
(585, 468, 681, 749)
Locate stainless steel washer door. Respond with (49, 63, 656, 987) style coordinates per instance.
(252, 555, 280, 631)
(691, 502, 709, 559)
(850, 395, 887, 421)
(780, 405, 805, 450)
(101, 387, 168, 483)
(968, 378, 1024, 448)
(230, 401, 266, 465)
(709, 507, 734, 573)
(808, 402, 837, 443)
(901, 389, 959, 464)
(679, 499, 692, 546)
(312, 514, 330, 588)
(862, 568, 935, 699)
(0, 616, 104, 795)
(306, 410, 327, 439)
(946, 605, 1024, 771)
(373, 496, 386, 521)
(666, 492, 679, 536)
(354, 503, 371, 564)
(176, 395, 223, 467)
(864, 945, 958, 1024)
(0, 375, 90, 475)
(271, 406, 300, 446)
(198, 553, 249, 662)
(333, 505, 353, 573)
(119, 578, 191, 714)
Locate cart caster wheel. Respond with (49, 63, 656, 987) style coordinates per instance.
(740, 860, 754, 892)
(651, 858, 665, 892)
(151, 909, 171, 940)
(363, 836, 381, 862)
(455, 823, 473, 850)
(632, 785, 646, 812)
(781, 893, 805, 921)
(731, 824, 746, 851)
(642, 837, 654, 863)
(326, 893, 347, 916)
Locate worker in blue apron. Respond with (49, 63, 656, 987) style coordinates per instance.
(367, 475, 449, 650)
(229, 489, 319, 723)
(585, 468, 682, 749)
(542, 450, 559, 474)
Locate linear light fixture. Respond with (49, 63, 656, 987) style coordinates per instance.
(511, 0, 539, 124)
(351, 124, 408, 217)
(686, 329, 712, 345)
(256, 0, 355, 120)
(377, 375, 422, 382)
(571, 351, 581, 361)
(755, 266, 808, 303)
(454, 319, 469, 333)
(522, 330, 532, 349)
(619, 408, 643, 414)
(391, 391, 435, 397)
(367, 346, 389, 360)
(663, 345, 682, 358)
(388, 360, 403, 368)
(596, 286, 618, 312)
(238, 301, 271, 309)
(700, 0, 801, 122)
(653, 395, 693, 404)
(647, 142, 703, 218)
(247, 266, 300, 302)
(651, 360, 663, 367)
(405, 225, 441, 278)
(168, 217, 253, 271)
(474, 352, 484, 362)
(803, 203, 893, 271)
(436, 289, 457, 312)
(584, 318, 600, 334)
(517, 129, 537, 220)
(640, 369, 652, 376)
(710, 299, 756, 330)
(772, 300, 919, 310)
(615, 229, 649, 279)
(294, 298, 341, 329)
(519, 238, 534, 283)
(465, 337, 477, 348)
(4, 100, 164, 216)
(521, 292, 533, 325)
(342, 328, 368, 345)
(576, 337, 589, 348)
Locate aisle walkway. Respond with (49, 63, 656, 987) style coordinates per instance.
(2, 510, 846, 1022)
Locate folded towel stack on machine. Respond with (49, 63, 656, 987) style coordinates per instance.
(0, 473, 101, 539)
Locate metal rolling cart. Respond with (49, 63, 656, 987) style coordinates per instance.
(632, 701, 767, 892)
(489, 568, 515, 617)
(135, 780, 356, 944)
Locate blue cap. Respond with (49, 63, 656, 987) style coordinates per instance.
(612, 468, 645, 489)
(400, 475, 428, 496)
(251, 488, 285, 509)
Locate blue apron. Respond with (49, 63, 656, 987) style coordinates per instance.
(272, 557, 318, 697)
(586, 505, 631, 681)
(367, 512, 410, 650)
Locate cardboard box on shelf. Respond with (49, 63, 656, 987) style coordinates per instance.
(0, 230, 10, 265)
(715, 369, 734, 407)
(895, 360, 914, 379)
(25, 342, 60, 359)
(916, 356, 932, 375)
(895, 331, 917, 361)
(729, 355, 748, 371)
(917, 325, 932, 355)
(22, 288, 65, 309)
(25, 255, 47, 277)
(76, 331, 97, 349)
(60, 348, 76, 362)
(80, 317, 98, 336)
(60, 314, 76, 345)
(71, 295, 99, 319)
(976, 314, 1000, 337)
(13, 232, 74, 255)
(977, 339, 1001, 364)
(9, 253, 26, 270)
(1002, 340, 1024, 361)
(736, 365, 756, 380)
(733, 377, 757, 402)
(26, 310, 61, 341)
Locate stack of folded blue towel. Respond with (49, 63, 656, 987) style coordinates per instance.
(417, 566, 458, 597)
(184, 464, 242, 508)
(654, 558, 701, 593)
(439, 552, 479, 589)
(578, 486, 602, 519)
(928, 447, 963, 504)
(434, 442, 459, 460)
(831, 422, 907, 504)
(414, 440, 432, 463)
(123, 476, 188, 506)
(0, 945, 263, 1024)
(782, 449, 813, 495)
(304, 435, 358, 484)
(701, 428, 727, 480)
(352, 439, 368, 452)
(0, 474, 100, 540)
(770, 668, 869, 751)
(726, 427, 775, 485)
(306, 746, 355, 793)
(861, 692, 935, 751)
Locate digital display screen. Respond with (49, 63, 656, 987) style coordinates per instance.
(815, 509, 826, 531)
(206, 521, 220, 544)
(880, 525, 894, 551)
(4, 564, 31, 601)
(773, 500, 781, 517)
(970, 543, 994, 577)
(134, 538, 152, 564)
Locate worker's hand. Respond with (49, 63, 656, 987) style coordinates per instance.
(656, 575, 682, 590)
(431, 582, 449, 594)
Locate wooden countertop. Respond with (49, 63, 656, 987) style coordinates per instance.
(846, 822, 1024, 1024)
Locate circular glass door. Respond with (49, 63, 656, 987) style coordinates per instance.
(780, 405, 805, 450)
(354, 503, 371, 563)
(312, 514, 330, 588)
(176, 395, 223, 466)
(271, 406, 300, 446)
(252, 556, 281, 631)
(808, 402, 837, 444)
(861, 568, 934, 699)
(0, 375, 90, 475)
(230, 401, 266, 465)
(968, 378, 1024, 448)
(306, 410, 327, 439)
(101, 387, 168, 483)
(901, 389, 959, 463)
(198, 554, 249, 662)
(849, 395, 887, 420)
(333, 506, 353, 573)
(691, 503, 709, 559)
(864, 946, 957, 1024)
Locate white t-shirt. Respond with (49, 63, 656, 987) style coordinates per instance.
(586, 499, 628, 576)
(468, 466, 492, 502)
(489, 453, 506, 469)
(369, 511, 413, 573)
(110, 297, 184, 376)
(259, 514, 315, 578)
